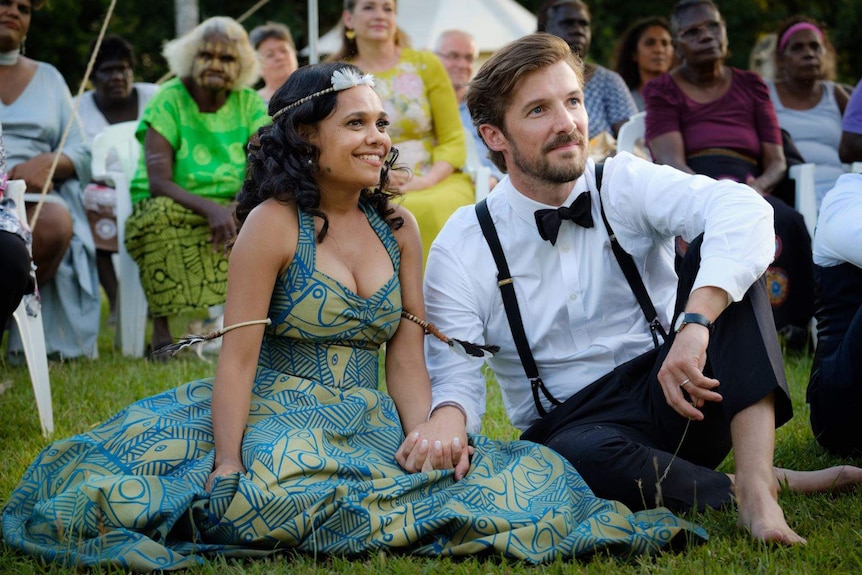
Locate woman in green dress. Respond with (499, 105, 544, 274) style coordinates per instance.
(2, 62, 703, 571)
(125, 16, 269, 353)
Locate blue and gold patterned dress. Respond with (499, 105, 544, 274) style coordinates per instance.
(2, 202, 705, 571)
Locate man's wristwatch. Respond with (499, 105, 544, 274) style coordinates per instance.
(674, 312, 714, 334)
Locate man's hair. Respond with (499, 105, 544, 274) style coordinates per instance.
(536, 0, 588, 32)
(465, 33, 584, 173)
(434, 29, 478, 56)
(249, 22, 295, 52)
(669, 0, 719, 35)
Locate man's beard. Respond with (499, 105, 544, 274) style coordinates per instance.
(510, 132, 587, 184)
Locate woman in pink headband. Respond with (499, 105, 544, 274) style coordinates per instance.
(766, 16, 851, 207)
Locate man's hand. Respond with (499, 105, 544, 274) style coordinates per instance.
(396, 406, 472, 480)
(657, 324, 722, 420)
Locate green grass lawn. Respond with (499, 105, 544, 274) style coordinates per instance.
(0, 308, 860, 574)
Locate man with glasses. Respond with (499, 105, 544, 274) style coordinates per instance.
(434, 29, 502, 186)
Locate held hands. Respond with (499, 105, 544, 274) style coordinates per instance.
(395, 406, 473, 481)
(657, 324, 722, 420)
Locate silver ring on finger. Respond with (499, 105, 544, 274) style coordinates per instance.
(679, 378, 691, 388)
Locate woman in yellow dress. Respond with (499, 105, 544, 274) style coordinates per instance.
(330, 0, 474, 264)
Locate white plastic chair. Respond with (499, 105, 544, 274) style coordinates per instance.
(7, 180, 54, 436)
(788, 163, 818, 238)
(91, 121, 147, 357)
(463, 126, 492, 202)
(615, 111, 644, 154)
(615, 111, 651, 160)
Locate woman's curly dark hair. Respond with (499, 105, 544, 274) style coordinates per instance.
(237, 61, 403, 242)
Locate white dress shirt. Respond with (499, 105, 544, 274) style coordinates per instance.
(813, 173, 862, 269)
(424, 153, 775, 432)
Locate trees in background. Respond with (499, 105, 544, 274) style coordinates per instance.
(29, 0, 862, 93)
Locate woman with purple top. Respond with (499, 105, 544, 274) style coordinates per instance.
(643, 0, 815, 348)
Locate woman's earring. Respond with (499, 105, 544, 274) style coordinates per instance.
(345, 29, 356, 41)
(20, 36, 26, 55)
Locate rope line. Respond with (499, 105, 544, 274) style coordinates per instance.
(29, 0, 118, 230)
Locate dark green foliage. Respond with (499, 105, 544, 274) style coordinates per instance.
(23, 1, 862, 109)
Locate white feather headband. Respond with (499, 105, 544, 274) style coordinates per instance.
(271, 68, 375, 121)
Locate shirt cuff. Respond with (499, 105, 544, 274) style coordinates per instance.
(428, 401, 467, 422)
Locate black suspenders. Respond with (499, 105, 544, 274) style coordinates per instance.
(475, 163, 668, 417)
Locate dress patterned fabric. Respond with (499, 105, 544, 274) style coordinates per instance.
(124, 79, 269, 316)
(128, 78, 268, 204)
(125, 196, 231, 316)
(369, 49, 474, 264)
(3, 201, 704, 571)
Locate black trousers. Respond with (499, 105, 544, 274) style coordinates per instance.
(808, 303, 862, 456)
(0, 232, 32, 338)
(522, 236, 792, 514)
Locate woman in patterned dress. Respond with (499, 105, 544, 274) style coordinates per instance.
(2, 62, 704, 572)
(124, 17, 269, 353)
(329, 0, 474, 265)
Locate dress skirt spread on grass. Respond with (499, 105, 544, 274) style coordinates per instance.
(1, 202, 706, 571)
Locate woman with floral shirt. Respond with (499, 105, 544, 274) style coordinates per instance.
(330, 0, 473, 266)
(0, 121, 35, 338)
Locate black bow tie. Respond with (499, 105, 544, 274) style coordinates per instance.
(534, 191, 594, 245)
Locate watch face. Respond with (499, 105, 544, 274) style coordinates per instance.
(674, 313, 685, 332)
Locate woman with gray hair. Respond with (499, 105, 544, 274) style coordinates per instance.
(124, 16, 269, 356)
(249, 22, 298, 102)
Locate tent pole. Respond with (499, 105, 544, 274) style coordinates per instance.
(308, 0, 319, 64)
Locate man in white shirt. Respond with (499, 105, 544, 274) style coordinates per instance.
(404, 33, 862, 546)
(807, 173, 862, 455)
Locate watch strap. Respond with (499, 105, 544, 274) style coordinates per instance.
(676, 312, 713, 333)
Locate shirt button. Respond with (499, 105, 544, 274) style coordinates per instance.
(569, 293, 578, 301)
(560, 245, 570, 253)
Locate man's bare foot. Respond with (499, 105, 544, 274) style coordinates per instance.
(735, 477, 807, 545)
(775, 465, 862, 493)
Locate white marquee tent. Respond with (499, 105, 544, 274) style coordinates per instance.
(304, 0, 537, 61)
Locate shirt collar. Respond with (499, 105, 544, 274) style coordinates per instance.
(501, 159, 596, 228)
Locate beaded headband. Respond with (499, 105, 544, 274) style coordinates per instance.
(271, 68, 375, 121)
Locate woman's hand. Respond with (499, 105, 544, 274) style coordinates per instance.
(387, 169, 413, 191)
(200, 200, 238, 251)
(746, 174, 769, 196)
(396, 406, 472, 480)
(7, 153, 65, 193)
(206, 460, 246, 491)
